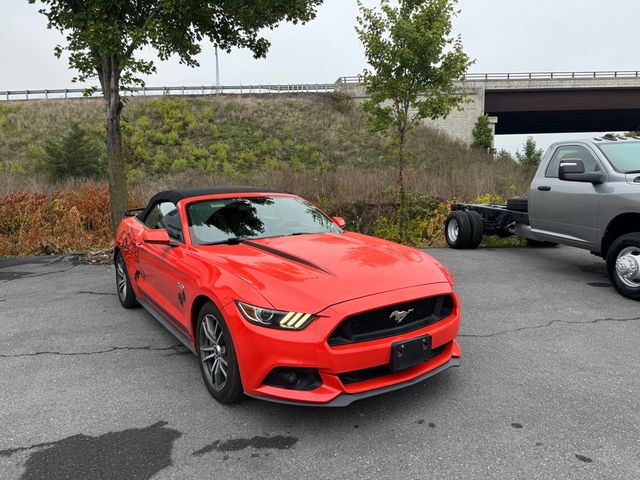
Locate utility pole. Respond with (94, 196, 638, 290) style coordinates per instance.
(215, 45, 220, 95)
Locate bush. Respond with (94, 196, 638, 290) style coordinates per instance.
(516, 137, 544, 169)
(44, 123, 106, 181)
(0, 184, 140, 256)
(471, 115, 495, 152)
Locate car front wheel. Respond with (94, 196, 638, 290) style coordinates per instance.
(197, 302, 244, 404)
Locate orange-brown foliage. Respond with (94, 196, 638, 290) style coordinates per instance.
(0, 184, 139, 256)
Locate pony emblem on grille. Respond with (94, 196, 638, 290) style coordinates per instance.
(389, 309, 414, 324)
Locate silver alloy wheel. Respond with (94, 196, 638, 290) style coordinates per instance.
(615, 246, 640, 288)
(200, 314, 228, 390)
(447, 218, 459, 242)
(116, 256, 127, 301)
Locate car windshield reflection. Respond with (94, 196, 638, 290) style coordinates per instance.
(187, 196, 341, 245)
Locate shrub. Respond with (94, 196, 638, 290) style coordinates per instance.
(43, 123, 106, 181)
(516, 137, 544, 169)
(0, 184, 140, 256)
(471, 114, 495, 152)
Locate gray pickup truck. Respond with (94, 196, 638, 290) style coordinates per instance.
(445, 134, 640, 300)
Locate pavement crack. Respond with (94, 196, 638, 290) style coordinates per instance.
(0, 344, 188, 359)
(459, 316, 640, 338)
(74, 290, 116, 296)
(1, 264, 77, 282)
(0, 440, 58, 458)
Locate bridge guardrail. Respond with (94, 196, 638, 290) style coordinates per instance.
(0, 83, 335, 101)
(337, 71, 640, 84)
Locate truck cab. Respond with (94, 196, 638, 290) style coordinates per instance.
(445, 135, 640, 300)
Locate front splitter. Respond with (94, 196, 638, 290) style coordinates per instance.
(246, 356, 461, 408)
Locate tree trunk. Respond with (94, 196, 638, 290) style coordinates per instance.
(100, 56, 127, 234)
(397, 127, 407, 243)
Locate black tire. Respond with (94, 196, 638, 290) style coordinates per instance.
(526, 239, 558, 248)
(445, 211, 473, 249)
(196, 302, 244, 404)
(606, 233, 640, 301)
(506, 198, 528, 213)
(115, 251, 137, 308)
(467, 211, 484, 249)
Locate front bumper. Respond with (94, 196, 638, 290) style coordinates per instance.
(247, 356, 460, 407)
(223, 283, 461, 406)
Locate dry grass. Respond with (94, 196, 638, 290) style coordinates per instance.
(0, 164, 531, 256)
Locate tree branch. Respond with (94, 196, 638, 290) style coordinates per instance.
(123, 3, 162, 59)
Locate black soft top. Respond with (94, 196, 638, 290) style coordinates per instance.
(139, 186, 286, 220)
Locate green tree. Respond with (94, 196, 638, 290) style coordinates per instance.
(625, 131, 640, 138)
(472, 114, 495, 152)
(356, 0, 472, 241)
(496, 148, 515, 163)
(44, 123, 106, 181)
(516, 136, 544, 168)
(30, 0, 323, 231)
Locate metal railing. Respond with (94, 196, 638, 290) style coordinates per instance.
(464, 70, 640, 81)
(336, 70, 640, 84)
(4, 71, 638, 100)
(0, 82, 335, 101)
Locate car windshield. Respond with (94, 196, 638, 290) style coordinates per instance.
(186, 196, 341, 245)
(597, 142, 640, 173)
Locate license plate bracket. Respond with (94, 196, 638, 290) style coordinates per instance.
(390, 335, 432, 372)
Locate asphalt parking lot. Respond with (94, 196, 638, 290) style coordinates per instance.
(1, 246, 639, 479)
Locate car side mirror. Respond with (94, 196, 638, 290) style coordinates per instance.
(142, 229, 178, 246)
(332, 216, 346, 229)
(559, 159, 604, 185)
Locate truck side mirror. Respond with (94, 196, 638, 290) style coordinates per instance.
(559, 159, 585, 175)
(559, 159, 604, 185)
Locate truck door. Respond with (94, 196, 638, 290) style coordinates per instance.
(529, 144, 604, 248)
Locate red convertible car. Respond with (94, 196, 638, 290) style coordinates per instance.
(114, 187, 461, 406)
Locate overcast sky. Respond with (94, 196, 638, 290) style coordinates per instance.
(1, 0, 638, 152)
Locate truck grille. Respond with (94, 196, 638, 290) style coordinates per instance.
(328, 295, 454, 346)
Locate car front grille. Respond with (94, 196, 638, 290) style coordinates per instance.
(327, 295, 454, 346)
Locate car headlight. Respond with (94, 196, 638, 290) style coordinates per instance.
(236, 301, 315, 330)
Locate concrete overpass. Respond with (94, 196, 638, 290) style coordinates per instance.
(336, 71, 640, 143)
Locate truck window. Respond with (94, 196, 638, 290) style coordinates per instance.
(545, 145, 600, 178)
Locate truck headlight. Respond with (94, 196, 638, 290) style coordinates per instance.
(236, 301, 315, 330)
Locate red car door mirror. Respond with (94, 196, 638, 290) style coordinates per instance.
(142, 229, 176, 246)
(332, 216, 346, 229)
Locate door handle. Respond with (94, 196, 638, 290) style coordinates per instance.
(537, 186, 551, 191)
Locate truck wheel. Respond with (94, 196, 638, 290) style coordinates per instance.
(607, 233, 640, 300)
(467, 211, 484, 249)
(506, 198, 528, 213)
(445, 211, 472, 249)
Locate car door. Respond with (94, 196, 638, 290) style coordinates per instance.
(529, 144, 604, 248)
(137, 201, 192, 333)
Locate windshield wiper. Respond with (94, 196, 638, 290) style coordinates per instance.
(202, 237, 245, 246)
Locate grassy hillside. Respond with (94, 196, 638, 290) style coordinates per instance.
(0, 93, 530, 255)
(0, 93, 529, 196)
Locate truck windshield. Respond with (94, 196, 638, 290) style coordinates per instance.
(597, 143, 640, 173)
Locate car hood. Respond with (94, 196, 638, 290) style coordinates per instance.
(195, 232, 449, 313)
